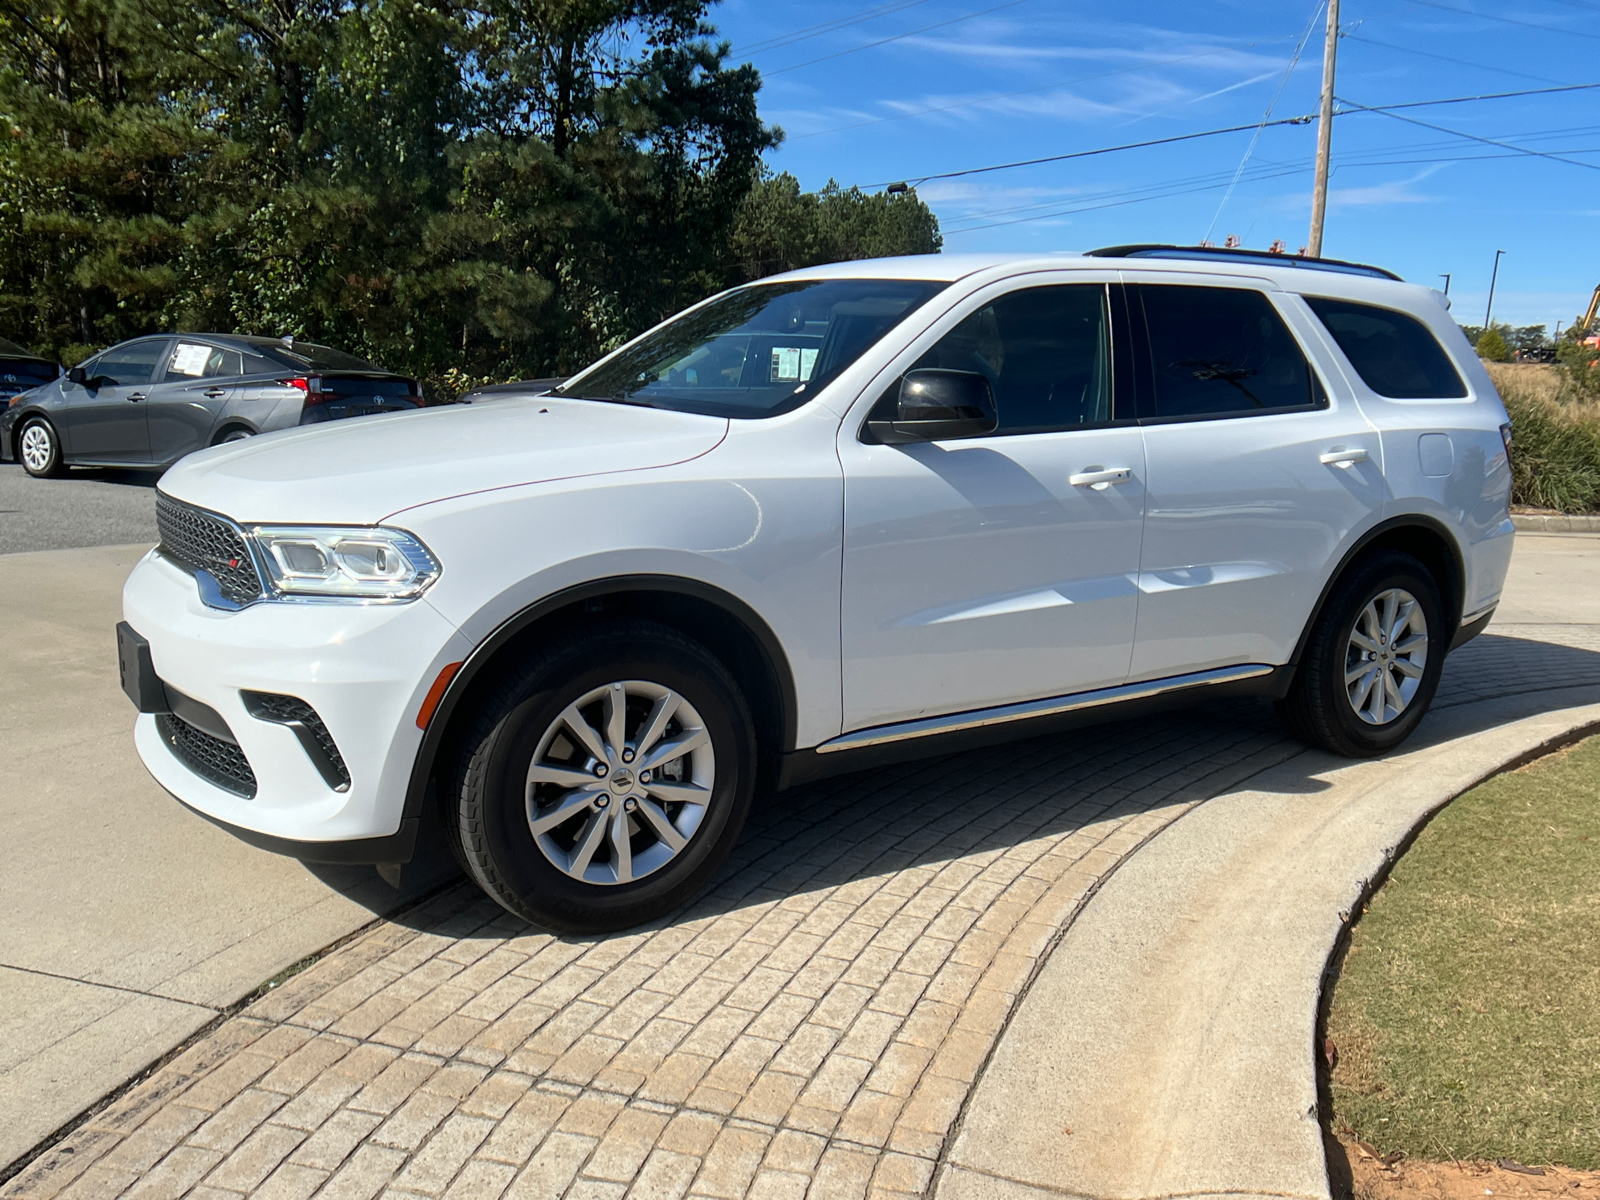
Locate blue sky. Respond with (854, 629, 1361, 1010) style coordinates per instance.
(711, 0, 1600, 332)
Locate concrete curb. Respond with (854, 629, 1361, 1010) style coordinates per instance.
(935, 686, 1600, 1200)
(1511, 513, 1600, 533)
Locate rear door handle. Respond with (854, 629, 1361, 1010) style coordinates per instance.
(1319, 447, 1369, 468)
(128, 392, 146, 403)
(1069, 467, 1133, 490)
(203, 387, 227, 398)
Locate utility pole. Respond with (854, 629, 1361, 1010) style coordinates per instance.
(1307, 0, 1341, 258)
(1439, 273, 1451, 296)
(1484, 249, 1505, 328)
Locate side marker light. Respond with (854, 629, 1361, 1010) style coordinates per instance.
(417, 661, 463, 730)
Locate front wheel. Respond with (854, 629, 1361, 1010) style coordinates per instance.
(1277, 550, 1446, 757)
(18, 418, 66, 478)
(448, 620, 756, 933)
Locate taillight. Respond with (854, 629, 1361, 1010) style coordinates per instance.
(281, 376, 329, 405)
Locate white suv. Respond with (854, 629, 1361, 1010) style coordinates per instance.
(118, 246, 1514, 932)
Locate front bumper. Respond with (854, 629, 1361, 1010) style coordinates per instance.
(124, 548, 473, 854)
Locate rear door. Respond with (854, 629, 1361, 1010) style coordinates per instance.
(1124, 277, 1383, 679)
(147, 340, 242, 462)
(60, 338, 170, 461)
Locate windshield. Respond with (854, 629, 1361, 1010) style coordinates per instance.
(559, 278, 948, 418)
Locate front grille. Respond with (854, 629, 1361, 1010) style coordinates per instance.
(155, 493, 264, 606)
(157, 712, 258, 798)
(244, 692, 351, 790)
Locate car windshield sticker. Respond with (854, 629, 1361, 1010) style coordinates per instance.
(171, 343, 211, 376)
(769, 347, 818, 383)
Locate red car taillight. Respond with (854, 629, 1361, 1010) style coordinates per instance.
(280, 376, 328, 405)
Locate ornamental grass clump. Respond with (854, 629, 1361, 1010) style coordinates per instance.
(1487, 363, 1600, 513)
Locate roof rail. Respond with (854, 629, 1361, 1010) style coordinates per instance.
(1084, 244, 1401, 282)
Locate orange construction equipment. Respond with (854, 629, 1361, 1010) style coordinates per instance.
(1585, 283, 1600, 336)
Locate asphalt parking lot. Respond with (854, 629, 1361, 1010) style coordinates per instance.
(0, 463, 160, 555)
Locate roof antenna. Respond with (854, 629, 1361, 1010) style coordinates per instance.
(280, 335, 294, 349)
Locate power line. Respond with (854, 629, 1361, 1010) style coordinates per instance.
(732, 0, 938, 57)
(764, 0, 1037, 76)
(1402, 0, 1600, 42)
(1342, 32, 1570, 85)
(1336, 97, 1600, 170)
(1206, 0, 1325, 243)
(865, 81, 1600, 187)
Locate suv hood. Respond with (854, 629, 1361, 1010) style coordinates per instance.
(159, 396, 730, 525)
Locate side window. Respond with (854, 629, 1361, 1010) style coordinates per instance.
(95, 339, 169, 386)
(1303, 297, 1467, 399)
(1136, 285, 1319, 420)
(877, 284, 1112, 436)
(204, 349, 244, 377)
(241, 352, 273, 375)
(165, 341, 216, 381)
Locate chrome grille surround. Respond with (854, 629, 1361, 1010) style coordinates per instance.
(156, 712, 259, 798)
(155, 493, 265, 607)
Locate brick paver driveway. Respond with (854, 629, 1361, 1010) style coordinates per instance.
(9, 626, 1600, 1200)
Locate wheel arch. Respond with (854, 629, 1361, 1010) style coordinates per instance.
(209, 420, 259, 446)
(1285, 514, 1467, 684)
(12, 407, 63, 461)
(401, 574, 800, 836)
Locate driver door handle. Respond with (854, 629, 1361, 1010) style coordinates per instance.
(1318, 447, 1369, 468)
(1069, 467, 1133, 489)
(128, 392, 147, 403)
(203, 387, 227, 398)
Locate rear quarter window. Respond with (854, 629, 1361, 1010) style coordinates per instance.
(1303, 296, 1467, 399)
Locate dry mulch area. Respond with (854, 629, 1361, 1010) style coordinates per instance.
(1329, 1131, 1600, 1200)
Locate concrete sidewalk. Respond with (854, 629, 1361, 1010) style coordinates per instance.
(0, 545, 454, 1172)
(5, 536, 1598, 1199)
(940, 533, 1600, 1200)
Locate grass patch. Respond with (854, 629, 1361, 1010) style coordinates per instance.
(1488, 362, 1600, 513)
(1326, 734, 1600, 1168)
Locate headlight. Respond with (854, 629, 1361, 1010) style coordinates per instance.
(246, 526, 440, 600)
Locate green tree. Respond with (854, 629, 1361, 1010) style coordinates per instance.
(1475, 327, 1512, 362)
(0, 0, 789, 390)
(728, 172, 941, 281)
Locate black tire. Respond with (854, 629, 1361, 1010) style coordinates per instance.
(18, 417, 66, 478)
(214, 427, 254, 445)
(448, 620, 756, 933)
(1277, 550, 1447, 757)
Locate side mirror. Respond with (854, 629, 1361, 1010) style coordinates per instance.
(868, 369, 998, 444)
(67, 365, 88, 386)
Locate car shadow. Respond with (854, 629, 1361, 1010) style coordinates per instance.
(348, 631, 1600, 934)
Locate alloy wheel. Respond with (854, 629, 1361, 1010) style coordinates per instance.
(1344, 587, 1429, 725)
(20, 423, 52, 473)
(524, 679, 713, 885)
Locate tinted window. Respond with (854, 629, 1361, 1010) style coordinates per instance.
(95, 339, 169, 386)
(264, 342, 382, 372)
(902, 284, 1111, 434)
(1304, 297, 1466, 399)
(1137, 285, 1318, 419)
(561, 279, 947, 418)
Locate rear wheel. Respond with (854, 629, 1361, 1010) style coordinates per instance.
(18, 418, 65, 478)
(448, 620, 756, 933)
(1277, 550, 1446, 757)
(214, 427, 254, 445)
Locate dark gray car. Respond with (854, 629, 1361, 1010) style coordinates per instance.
(2, 334, 423, 478)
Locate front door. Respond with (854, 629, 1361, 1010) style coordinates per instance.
(839, 281, 1147, 732)
(1124, 280, 1383, 679)
(61, 338, 169, 461)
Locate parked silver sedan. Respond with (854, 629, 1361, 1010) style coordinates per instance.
(2, 334, 424, 477)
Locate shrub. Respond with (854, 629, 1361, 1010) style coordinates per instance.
(1475, 327, 1512, 362)
(1488, 364, 1600, 512)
